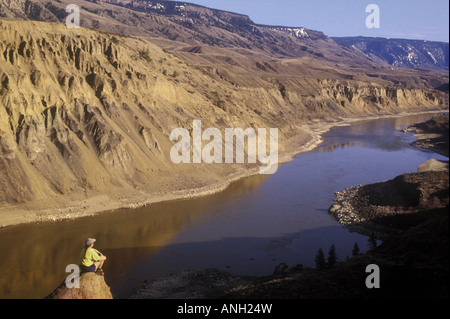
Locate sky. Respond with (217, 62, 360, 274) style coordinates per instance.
(186, 0, 449, 42)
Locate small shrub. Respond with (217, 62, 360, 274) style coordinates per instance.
(110, 36, 119, 44)
(139, 48, 152, 62)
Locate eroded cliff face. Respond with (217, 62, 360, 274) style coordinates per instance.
(0, 20, 447, 219)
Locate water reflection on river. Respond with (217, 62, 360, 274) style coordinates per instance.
(0, 112, 447, 299)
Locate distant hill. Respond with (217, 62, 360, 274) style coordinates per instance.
(333, 36, 449, 72)
(1, 0, 448, 74)
(0, 0, 373, 64)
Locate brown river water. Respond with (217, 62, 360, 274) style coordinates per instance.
(0, 112, 447, 299)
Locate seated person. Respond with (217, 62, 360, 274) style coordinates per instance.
(80, 238, 106, 276)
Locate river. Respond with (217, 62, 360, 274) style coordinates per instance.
(0, 112, 447, 299)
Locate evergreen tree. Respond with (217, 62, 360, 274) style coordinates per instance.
(352, 242, 360, 256)
(315, 248, 326, 271)
(368, 236, 378, 250)
(326, 244, 338, 268)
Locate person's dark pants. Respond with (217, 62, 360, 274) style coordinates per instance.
(80, 264, 96, 273)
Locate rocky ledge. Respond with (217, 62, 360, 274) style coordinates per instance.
(404, 113, 449, 157)
(45, 272, 113, 299)
(329, 171, 449, 239)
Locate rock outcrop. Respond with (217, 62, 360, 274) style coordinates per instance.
(45, 273, 113, 299)
(418, 158, 449, 172)
(406, 113, 449, 157)
(329, 171, 449, 238)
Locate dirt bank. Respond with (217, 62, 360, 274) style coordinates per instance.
(0, 110, 443, 229)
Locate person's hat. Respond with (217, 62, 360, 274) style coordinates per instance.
(86, 238, 96, 246)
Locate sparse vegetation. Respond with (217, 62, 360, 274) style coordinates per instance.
(216, 100, 226, 110)
(92, 20, 100, 29)
(352, 242, 360, 256)
(139, 48, 152, 62)
(314, 248, 326, 271)
(278, 83, 287, 98)
(368, 236, 378, 250)
(44, 2, 67, 20)
(315, 244, 339, 270)
(326, 244, 338, 269)
(110, 36, 120, 45)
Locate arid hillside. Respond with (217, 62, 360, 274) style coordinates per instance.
(0, 1, 448, 226)
(1, 1, 448, 88)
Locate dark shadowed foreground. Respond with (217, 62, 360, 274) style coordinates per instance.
(128, 205, 448, 299)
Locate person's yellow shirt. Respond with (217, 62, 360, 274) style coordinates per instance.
(81, 247, 100, 267)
